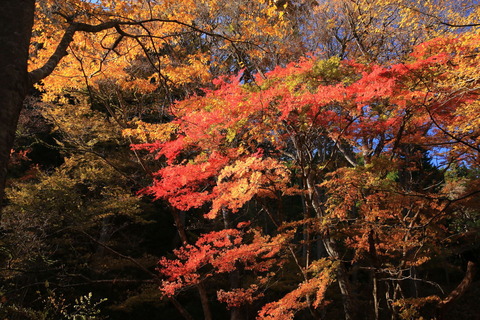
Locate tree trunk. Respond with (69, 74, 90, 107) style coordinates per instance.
(305, 173, 357, 320)
(172, 209, 213, 320)
(0, 0, 35, 205)
(222, 207, 246, 320)
(323, 237, 357, 320)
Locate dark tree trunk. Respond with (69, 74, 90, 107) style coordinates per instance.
(222, 207, 247, 320)
(0, 0, 35, 204)
(172, 209, 213, 320)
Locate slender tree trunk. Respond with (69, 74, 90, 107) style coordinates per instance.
(95, 217, 113, 256)
(172, 209, 213, 320)
(0, 0, 35, 205)
(322, 237, 357, 320)
(368, 229, 382, 320)
(228, 269, 245, 320)
(372, 272, 379, 320)
(222, 207, 246, 320)
(306, 174, 357, 320)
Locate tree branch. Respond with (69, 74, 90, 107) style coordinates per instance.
(401, 5, 480, 28)
(28, 17, 249, 86)
(437, 261, 477, 319)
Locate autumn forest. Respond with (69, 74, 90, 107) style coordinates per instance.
(0, 0, 479, 319)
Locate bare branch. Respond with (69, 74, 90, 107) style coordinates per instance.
(401, 5, 480, 28)
(28, 17, 251, 86)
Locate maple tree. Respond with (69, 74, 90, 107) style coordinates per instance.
(2, 0, 479, 203)
(129, 30, 480, 319)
